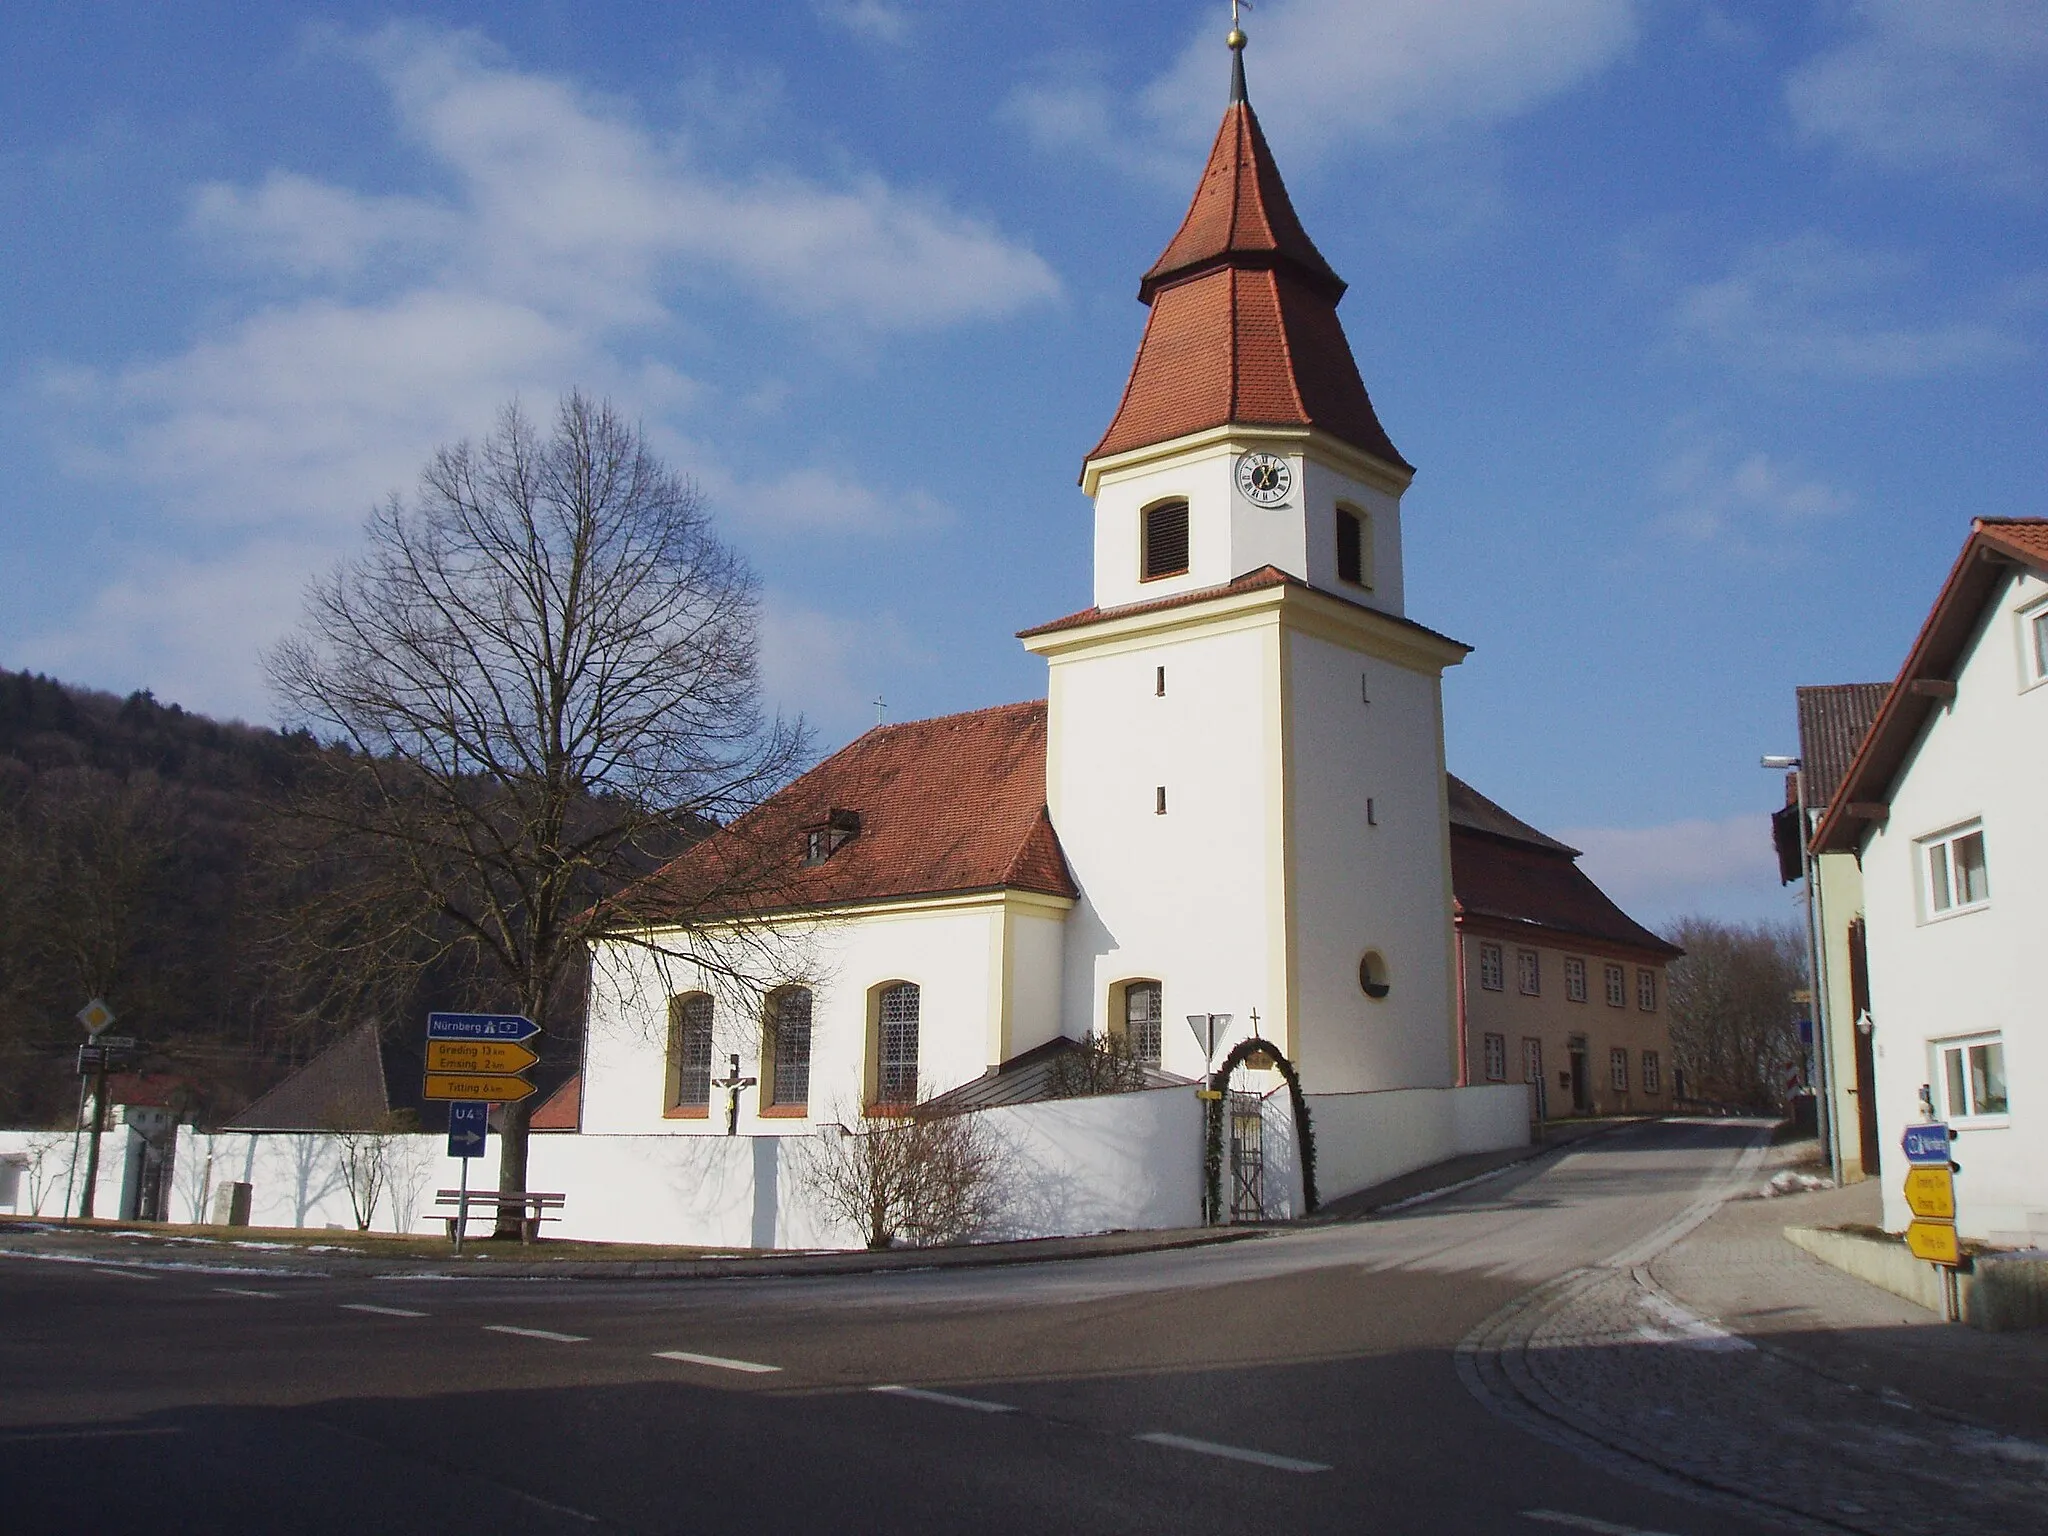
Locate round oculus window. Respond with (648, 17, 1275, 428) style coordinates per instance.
(1358, 951, 1391, 1000)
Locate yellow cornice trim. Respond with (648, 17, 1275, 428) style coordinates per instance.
(1023, 579, 1468, 675)
(622, 885, 1075, 943)
(1081, 425, 1414, 498)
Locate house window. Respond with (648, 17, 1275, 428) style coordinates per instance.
(1636, 969, 1657, 1012)
(1479, 942, 1504, 992)
(1125, 981, 1163, 1068)
(876, 982, 920, 1106)
(1564, 957, 1588, 1004)
(1482, 1033, 1507, 1082)
(1610, 1047, 1629, 1093)
(767, 987, 813, 1109)
(2024, 601, 2048, 686)
(1335, 506, 1369, 587)
(1155, 665, 1166, 697)
(1142, 500, 1190, 580)
(1604, 964, 1626, 1008)
(666, 993, 714, 1113)
(1642, 1050, 1661, 1094)
(1936, 1034, 2008, 1120)
(1923, 823, 1990, 916)
(1155, 785, 1168, 815)
(1517, 949, 1540, 996)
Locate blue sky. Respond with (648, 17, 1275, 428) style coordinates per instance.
(3, 1, 2044, 927)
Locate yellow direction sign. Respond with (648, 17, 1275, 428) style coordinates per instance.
(1903, 1166, 1955, 1221)
(422, 1072, 538, 1104)
(425, 1040, 539, 1076)
(1905, 1219, 1961, 1266)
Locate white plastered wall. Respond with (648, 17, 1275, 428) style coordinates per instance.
(1864, 568, 2048, 1243)
(1042, 613, 1284, 1080)
(584, 894, 1066, 1136)
(1285, 626, 1457, 1090)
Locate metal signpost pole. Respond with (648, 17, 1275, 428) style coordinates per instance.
(62, 1075, 88, 1221)
(77, 1053, 110, 1220)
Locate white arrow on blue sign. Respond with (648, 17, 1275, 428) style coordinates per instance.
(1901, 1122, 1952, 1164)
(447, 1101, 490, 1159)
(427, 1012, 540, 1042)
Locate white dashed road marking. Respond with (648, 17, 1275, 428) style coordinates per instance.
(214, 1287, 282, 1298)
(1522, 1512, 1680, 1535)
(653, 1350, 780, 1374)
(1135, 1432, 1330, 1474)
(340, 1303, 429, 1319)
(484, 1325, 588, 1344)
(870, 1384, 1016, 1414)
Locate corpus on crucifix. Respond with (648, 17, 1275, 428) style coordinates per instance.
(711, 1053, 757, 1137)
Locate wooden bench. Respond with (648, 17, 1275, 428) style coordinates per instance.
(434, 1189, 565, 1244)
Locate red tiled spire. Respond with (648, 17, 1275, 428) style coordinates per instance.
(1088, 46, 1408, 472)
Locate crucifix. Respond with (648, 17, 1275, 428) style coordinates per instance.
(711, 1053, 756, 1137)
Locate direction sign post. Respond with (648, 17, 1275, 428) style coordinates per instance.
(447, 1102, 489, 1160)
(425, 1040, 539, 1076)
(1899, 1123, 1963, 1316)
(1906, 1219, 1962, 1267)
(1900, 1122, 1952, 1164)
(1903, 1166, 1955, 1222)
(423, 1013, 539, 1249)
(427, 1012, 540, 1043)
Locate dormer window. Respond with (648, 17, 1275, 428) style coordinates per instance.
(802, 807, 861, 866)
(1142, 500, 1189, 581)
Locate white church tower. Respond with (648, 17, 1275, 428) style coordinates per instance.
(1021, 29, 1469, 1092)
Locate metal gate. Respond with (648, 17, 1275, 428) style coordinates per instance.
(1228, 1090, 1266, 1222)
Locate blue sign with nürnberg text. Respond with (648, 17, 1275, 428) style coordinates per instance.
(446, 1101, 489, 1158)
(427, 1012, 540, 1042)
(1901, 1122, 1952, 1164)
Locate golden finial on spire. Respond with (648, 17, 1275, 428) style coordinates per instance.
(1228, 0, 1249, 51)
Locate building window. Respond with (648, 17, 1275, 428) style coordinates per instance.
(1155, 785, 1168, 815)
(1636, 969, 1657, 1012)
(1610, 1047, 1629, 1093)
(1125, 981, 1163, 1068)
(1479, 942, 1504, 992)
(1923, 823, 1990, 916)
(1936, 1034, 2008, 1120)
(1142, 500, 1190, 580)
(767, 987, 813, 1109)
(1604, 963, 1626, 1008)
(1155, 665, 1166, 696)
(875, 982, 920, 1106)
(1564, 957, 1588, 1004)
(666, 993, 714, 1113)
(2024, 601, 2048, 686)
(1335, 506, 1370, 587)
(1517, 949, 1540, 996)
(1642, 1050, 1661, 1094)
(1482, 1033, 1507, 1082)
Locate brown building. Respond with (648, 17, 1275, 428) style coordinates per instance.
(1448, 777, 1682, 1119)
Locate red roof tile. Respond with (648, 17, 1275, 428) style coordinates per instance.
(530, 1073, 581, 1132)
(1794, 683, 1889, 810)
(1815, 518, 2048, 853)
(1452, 829, 1682, 960)
(615, 701, 1077, 923)
(1088, 96, 1406, 472)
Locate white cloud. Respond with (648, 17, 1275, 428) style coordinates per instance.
(1672, 232, 2034, 379)
(1008, 0, 1639, 173)
(1787, 0, 2048, 192)
(713, 466, 949, 536)
(1562, 814, 1793, 927)
(1653, 429, 1853, 551)
(813, 2, 912, 45)
(29, 22, 1054, 717)
(757, 594, 933, 740)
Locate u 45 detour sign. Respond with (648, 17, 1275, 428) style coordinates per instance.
(424, 1040, 538, 1076)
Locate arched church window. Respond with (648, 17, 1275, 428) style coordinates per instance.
(766, 987, 813, 1109)
(875, 982, 920, 1106)
(666, 993, 714, 1114)
(1124, 981, 1163, 1068)
(1142, 501, 1189, 581)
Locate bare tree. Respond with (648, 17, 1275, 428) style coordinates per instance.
(1045, 1032, 1149, 1098)
(19, 1132, 70, 1216)
(802, 1100, 1002, 1250)
(269, 392, 804, 1235)
(1663, 916, 1806, 1112)
(328, 1110, 418, 1232)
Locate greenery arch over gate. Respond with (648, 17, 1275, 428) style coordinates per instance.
(1204, 1038, 1318, 1221)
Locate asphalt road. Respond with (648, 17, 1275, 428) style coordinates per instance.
(1, 1118, 1781, 1535)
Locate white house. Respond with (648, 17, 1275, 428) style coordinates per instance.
(1814, 518, 2048, 1245)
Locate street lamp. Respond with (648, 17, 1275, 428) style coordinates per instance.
(1762, 752, 1837, 1182)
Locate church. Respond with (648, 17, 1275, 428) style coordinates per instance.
(576, 29, 1674, 1177)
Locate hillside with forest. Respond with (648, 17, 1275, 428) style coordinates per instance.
(0, 671, 459, 1127)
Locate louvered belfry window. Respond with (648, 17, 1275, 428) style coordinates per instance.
(1336, 507, 1364, 585)
(770, 987, 813, 1107)
(1143, 501, 1190, 580)
(877, 983, 920, 1105)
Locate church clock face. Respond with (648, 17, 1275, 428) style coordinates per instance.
(1235, 451, 1292, 506)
